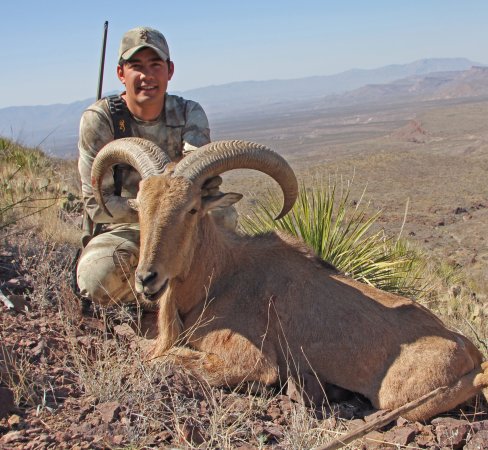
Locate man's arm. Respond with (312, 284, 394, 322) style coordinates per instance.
(181, 100, 211, 155)
(78, 103, 138, 224)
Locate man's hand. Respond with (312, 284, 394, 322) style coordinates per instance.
(201, 176, 223, 197)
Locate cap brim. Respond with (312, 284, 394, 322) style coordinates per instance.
(120, 45, 169, 61)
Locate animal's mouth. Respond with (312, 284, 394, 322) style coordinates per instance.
(143, 279, 168, 301)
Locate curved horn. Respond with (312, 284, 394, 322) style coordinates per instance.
(91, 137, 171, 217)
(173, 140, 298, 219)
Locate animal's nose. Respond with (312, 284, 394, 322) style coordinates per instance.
(136, 270, 157, 286)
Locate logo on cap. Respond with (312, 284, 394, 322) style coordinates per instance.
(139, 29, 148, 42)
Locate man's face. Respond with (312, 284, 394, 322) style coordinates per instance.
(117, 48, 174, 108)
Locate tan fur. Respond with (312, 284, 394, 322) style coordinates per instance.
(135, 175, 488, 421)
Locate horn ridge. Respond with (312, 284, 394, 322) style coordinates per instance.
(174, 140, 298, 219)
(91, 137, 172, 217)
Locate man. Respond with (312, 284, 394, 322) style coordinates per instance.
(77, 26, 227, 307)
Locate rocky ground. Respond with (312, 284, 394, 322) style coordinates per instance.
(1, 233, 487, 449)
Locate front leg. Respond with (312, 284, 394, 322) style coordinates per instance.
(159, 331, 280, 388)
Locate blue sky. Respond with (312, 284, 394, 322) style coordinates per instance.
(1, 0, 487, 108)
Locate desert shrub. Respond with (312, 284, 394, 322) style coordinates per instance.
(241, 178, 425, 296)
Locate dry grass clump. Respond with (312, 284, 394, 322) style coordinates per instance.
(0, 137, 81, 245)
(416, 258, 488, 359)
(0, 343, 50, 409)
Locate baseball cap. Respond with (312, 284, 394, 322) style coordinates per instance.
(118, 26, 170, 62)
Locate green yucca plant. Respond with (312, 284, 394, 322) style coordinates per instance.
(241, 178, 424, 296)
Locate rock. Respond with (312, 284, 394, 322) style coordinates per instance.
(415, 424, 436, 447)
(97, 401, 121, 423)
(263, 424, 284, 440)
(112, 435, 124, 445)
(382, 425, 417, 446)
(472, 420, 488, 432)
(0, 430, 26, 444)
(38, 433, 53, 443)
(31, 339, 46, 357)
(395, 416, 409, 427)
(432, 417, 470, 449)
(114, 323, 137, 340)
(465, 430, 488, 449)
(180, 420, 205, 445)
(0, 386, 15, 418)
(267, 405, 282, 421)
(362, 430, 384, 448)
(7, 414, 22, 427)
(54, 431, 72, 442)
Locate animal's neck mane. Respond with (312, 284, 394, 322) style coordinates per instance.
(155, 214, 242, 353)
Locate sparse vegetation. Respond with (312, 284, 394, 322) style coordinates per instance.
(0, 137, 81, 244)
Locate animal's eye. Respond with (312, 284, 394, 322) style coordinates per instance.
(189, 208, 198, 215)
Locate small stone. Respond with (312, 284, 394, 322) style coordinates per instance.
(55, 431, 71, 442)
(263, 424, 284, 439)
(433, 417, 470, 449)
(97, 401, 121, 423)
(472, 420, 488, 433)
(382, 426, 416, 446)
(465, 430, 488, 450)
(180, 421, 205, 445)
(38, 433, 53, 442)
(0, 430, 26, 444)
(112, 435, 124, 445)
(267, 405, 281, 421)
(114, 323, 136, 340)
(415, 424, 436, 447)
(362, 430, 384, 448)
(31, 339, 46, 357)
(396, 416, 409, 427)
(7, 414, 22, 427)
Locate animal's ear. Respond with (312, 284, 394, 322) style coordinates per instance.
(201, 193, 243, 214)
(127, 198, 139, 211)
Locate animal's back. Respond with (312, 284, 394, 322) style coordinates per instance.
(205, 231, 484, 407)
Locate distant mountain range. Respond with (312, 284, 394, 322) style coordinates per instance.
(0, 58, 486, 158)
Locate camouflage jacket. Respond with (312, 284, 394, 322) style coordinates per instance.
(78, 94, 210, 224)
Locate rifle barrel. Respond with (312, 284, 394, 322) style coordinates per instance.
(96, 21, 109, 101)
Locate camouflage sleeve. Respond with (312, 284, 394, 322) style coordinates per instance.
(182, 101, 211, 156)
(78, 103, 139, 224)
